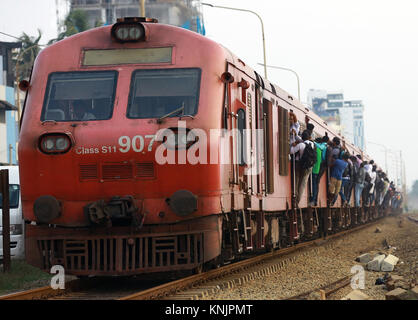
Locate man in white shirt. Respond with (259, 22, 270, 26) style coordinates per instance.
(290, 131, 315, 206)
(368, 165, 377, 205)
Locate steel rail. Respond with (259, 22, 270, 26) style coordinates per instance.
(120, 220, 380, 300)
(0, 279, 83, 300)
(0, 218, 381, 300)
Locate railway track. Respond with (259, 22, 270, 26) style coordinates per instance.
(287, 276, 352, 300)
(122, 219, 380, 300)
(0, 218, 380, 300)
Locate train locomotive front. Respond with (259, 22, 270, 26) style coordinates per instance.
(19, 18, 230, 276)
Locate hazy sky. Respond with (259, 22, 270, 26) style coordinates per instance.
(1, 0, 417, 189)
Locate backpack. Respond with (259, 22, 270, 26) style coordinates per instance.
(299, 142, 316, 169)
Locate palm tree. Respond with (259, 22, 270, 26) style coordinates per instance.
(14, 29, 42, 81)
(49, 9, 91, 44)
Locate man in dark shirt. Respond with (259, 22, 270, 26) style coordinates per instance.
(355, 161, 366, 207)
(329, 153, 349, 205)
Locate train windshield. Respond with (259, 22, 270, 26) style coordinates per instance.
(41, 71, 118, 121)
(0, 184, 20, 209)
(127, 68, 201, 119)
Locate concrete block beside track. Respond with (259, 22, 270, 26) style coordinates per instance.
(355, 253, 373, 263)
(366, 254, 386, 271)
(385, 288, 408, 300)
(381, 254, 399, 272)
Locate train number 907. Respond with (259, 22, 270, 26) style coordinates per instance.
(118, 135, 156, 153)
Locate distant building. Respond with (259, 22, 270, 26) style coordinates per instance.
(69, 0, 205, 34)
(0, 41, 20, 165)
(307, 89, 365, 150)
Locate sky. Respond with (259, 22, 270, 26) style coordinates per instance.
(0, 0, 417, 190)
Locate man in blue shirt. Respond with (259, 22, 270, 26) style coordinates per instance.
(329, 153, 349, 206)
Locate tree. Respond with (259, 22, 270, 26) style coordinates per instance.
(409, 180, 418, 198)
(49, 9, 90, 44)
(14, 29, 42, 81)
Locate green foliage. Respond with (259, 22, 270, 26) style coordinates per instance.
(14, 29, 42, 81)
(49, 9, 91, 44)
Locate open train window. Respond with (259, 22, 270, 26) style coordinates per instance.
(40, 71, 117, 122)
(278, 106, 289, 176)
(127, 68, 201, 119)
(237, 109, 246, 166)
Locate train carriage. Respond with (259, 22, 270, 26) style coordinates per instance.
(18, 17, 381, 276)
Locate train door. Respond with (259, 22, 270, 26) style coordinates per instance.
(221, 67, 254, 255)
(254, 84, 266, 196)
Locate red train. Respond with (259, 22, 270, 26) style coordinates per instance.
(18, 17, 388, 276)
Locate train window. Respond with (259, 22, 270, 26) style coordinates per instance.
(278, 106, 289, 176)
(41, 71, 117, 122)
(127, 68, 201, 119)
(263, 99, 274, 193)
(237, 109, 246, 166)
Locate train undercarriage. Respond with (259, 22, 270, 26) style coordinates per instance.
(25, 202, 396, 277)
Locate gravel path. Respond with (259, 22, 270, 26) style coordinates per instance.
(203, 214, 417, 300)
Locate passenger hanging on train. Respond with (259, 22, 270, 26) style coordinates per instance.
(374, 170, 385, 207)
(289, 111, 301, 145)
(309, 136, 325, 206)
(346, 155, 359, 204)
(328, 153, 349, 206)
(317, 135, 329, 181)
(331, 137, 342, 159)
(354, 161, 366, 207)
(382, 181, 394, 209)
(356, 154, 363, 168)
(339, 154, 351, 206)
(362, 160, 374, 206)
(364, 160, 374, 176)
(290, 131, 315, 206)
(368, 165, 377, 205)
(380, 177, 390, 205)
(304, 116, 316, 140)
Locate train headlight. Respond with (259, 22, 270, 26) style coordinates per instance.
(56, 137, 70, 150)
(39, 134, 72, 154)
(111, 21, 146, 43)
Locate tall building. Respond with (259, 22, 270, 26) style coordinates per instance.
(307, 89, 365, 150)
(69, 0, 205, 34)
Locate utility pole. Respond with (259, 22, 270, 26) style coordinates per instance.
(202, 3, 268, 79)
(258, 63, 300, 101)
(140, 0, 146, 17)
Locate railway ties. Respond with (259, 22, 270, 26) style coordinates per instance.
(0, 218, 382, 301)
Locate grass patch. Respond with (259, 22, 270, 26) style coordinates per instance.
(0, 260, 52, 296)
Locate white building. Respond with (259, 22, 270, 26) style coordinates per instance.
(309, 89, 365, 150)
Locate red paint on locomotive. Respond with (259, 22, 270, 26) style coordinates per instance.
(19, 19, 377, 276)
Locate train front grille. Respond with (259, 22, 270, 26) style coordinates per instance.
(36, 233, 203, 275)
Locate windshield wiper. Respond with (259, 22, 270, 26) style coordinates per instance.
(157, 103, 185, 124)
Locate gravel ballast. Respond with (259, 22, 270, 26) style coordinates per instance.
(203, 214, 418, 300)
